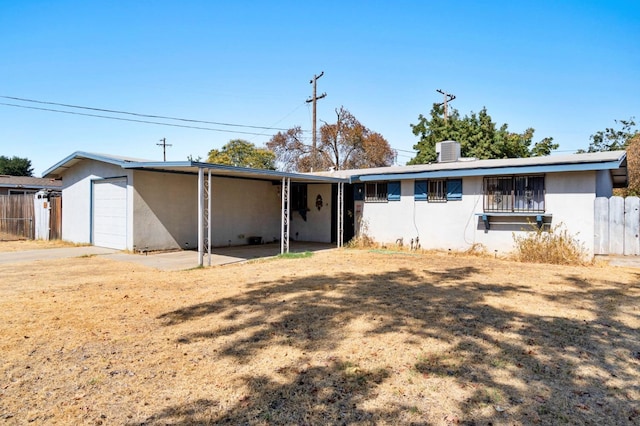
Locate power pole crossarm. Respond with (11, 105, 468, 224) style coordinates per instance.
(436, 89, 456, 122)
(306, 71, 327, 172)
(157, 138, 173, 161)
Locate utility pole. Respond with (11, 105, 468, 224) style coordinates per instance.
(157, 138, 172, 161)
(436, 89, 456, 121)
(306, 71, 327, 172)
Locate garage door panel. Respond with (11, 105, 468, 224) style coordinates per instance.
(93, 178, 127, 249)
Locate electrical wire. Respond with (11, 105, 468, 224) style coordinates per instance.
(0, 95, 308, 132)
(0, 102, 281, 136)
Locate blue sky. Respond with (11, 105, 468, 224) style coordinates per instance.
(1, 0, 638, 175)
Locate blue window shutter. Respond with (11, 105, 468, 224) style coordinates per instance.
(414, 180, 427, 201)
(447, 179, 462, 200)
(387, 181, 401, 201)
(354, 183, 364, 201)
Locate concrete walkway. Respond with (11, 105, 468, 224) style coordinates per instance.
(0, 242, 336, 271)
(595, 255, 640, 268)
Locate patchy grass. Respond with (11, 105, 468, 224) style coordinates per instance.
(276, 251, 313, 259)
(0, 248, 638, 424)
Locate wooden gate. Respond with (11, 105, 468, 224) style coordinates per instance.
(49, 196, 62, 240)
(595, 196, 640, 255)
(0, 194, 35, 240)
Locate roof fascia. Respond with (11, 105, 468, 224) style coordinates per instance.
(352, 159, 626, 182)
(42, 151, 130, 177)
(123, 162, 349, 183)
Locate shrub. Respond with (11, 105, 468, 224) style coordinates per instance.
(345, 219, 377, 248)
(512, 222, 589, 265)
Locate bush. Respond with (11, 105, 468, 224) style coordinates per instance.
(512, 223, 589, 265)
(345, 219, 377, 249)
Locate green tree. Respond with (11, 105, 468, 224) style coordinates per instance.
(578, 117, 637, 153)
(267, 106, 395, 172)
(0, 155, 33, 176)
(408, 104, 557, 164)
(207, 139, 275, 170)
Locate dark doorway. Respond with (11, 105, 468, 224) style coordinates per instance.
(331, 184, 355, 244)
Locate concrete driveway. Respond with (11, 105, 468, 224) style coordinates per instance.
(0, 246, 118, 265)
(0, 242, 336, 271)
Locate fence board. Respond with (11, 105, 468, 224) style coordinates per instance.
(624, 197, 640, 255)
(50, 196, 62, 240)
(0, 194, 35, 240)
(609, 197, 625, 255)
(594, 197, 609, 255)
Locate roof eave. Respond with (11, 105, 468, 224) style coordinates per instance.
(42, 151, 131, 178)
(351, 156, 628, 182)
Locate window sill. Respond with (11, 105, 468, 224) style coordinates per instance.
(475, 212, 552, 230)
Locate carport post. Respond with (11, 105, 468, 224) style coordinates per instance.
(280, 177, 290, 254)
(198, 167, 204, 266)
(207, 169, 212, 266)
(337, 182, 344, 248)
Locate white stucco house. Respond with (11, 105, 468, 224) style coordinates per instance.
(43, 145, 627, 263)
(322, 143, 627, 257)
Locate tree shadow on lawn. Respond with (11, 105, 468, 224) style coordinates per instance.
(139, 266, 640, 425)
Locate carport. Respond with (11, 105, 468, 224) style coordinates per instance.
(43, 152, 349, 266)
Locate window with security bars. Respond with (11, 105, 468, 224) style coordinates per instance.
(363, 181, 400, 202)
(414, 179, 462, 202)
(428, 179, 447, 202)
(483, 175, 545, 212)
(365, 182, 388, 202)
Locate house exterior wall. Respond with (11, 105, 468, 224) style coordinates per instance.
(59, 160, 134, 246)
(595, 170, 613, 197)
(357, 171, 599, 256)
(545, 170, 596, 254)
(210, 177, 281, 247)
(290, 183, 333, 243)
(132, 170, 198, 250)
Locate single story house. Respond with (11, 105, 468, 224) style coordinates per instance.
(321, 142, 627, 257)
(42, 145, 627, 263)
(0, 175, 62, 195)
(42, 152, 346, 264)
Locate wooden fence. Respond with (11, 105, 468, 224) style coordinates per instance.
(0, 194, 34, 240)
(0, 194, 62, 240)
(595, 196, 640, 255)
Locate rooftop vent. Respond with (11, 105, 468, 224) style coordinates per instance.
(435, 141, 461, 163)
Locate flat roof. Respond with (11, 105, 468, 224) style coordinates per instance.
(43, 150, 628, 187)
(312, 151, 627, 185)
(42, 152, 348, 184)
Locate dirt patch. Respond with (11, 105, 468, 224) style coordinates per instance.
(0, 246, 639, 425)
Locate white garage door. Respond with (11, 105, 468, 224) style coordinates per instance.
(92, 178, 127, 249)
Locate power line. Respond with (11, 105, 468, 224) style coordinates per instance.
(0, 95, 303, 132)
(0, 102, 282, 136)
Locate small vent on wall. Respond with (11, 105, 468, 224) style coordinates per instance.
(436, 141, 461, 162)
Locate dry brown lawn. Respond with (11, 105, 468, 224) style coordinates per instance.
(0, 238, 79, 252)
(0, 243, 639, 425)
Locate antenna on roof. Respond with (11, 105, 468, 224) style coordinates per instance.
(157, 138, 172, 161)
